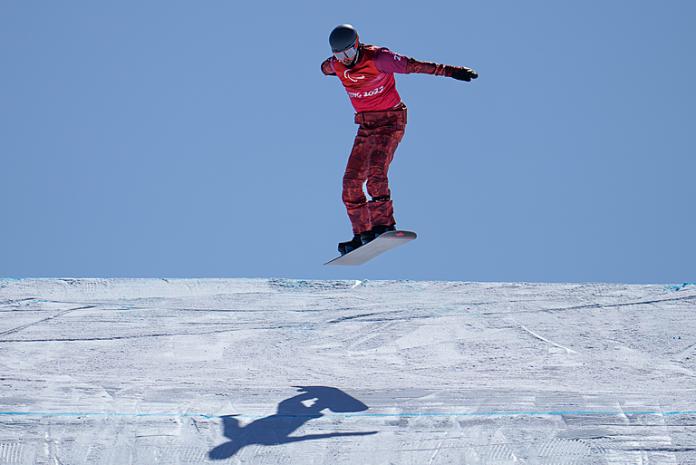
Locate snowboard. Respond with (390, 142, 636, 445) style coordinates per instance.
(325, 230, 417, 266)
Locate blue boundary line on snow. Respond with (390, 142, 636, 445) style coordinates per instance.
(2, 410, 696, 419)
(0, 411, 213, 419)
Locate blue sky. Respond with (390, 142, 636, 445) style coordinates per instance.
(1, 1, 694, 283)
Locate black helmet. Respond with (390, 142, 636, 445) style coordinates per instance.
(329, 24, 359, 52)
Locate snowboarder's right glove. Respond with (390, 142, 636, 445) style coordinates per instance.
(450, 67, 478, 82)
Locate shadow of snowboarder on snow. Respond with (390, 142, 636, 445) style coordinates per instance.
(208, 386, 377, 460)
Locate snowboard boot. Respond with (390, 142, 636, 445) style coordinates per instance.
(338, 234, 363, 256)
(356, 225, 395, 249)
(338, 226, 396, 255)
(371, 224, 396, 238)
(360, 230, 376, 245)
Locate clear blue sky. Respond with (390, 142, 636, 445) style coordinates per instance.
(1, 1, 694, 283)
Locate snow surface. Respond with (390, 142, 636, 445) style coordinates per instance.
(1, 278, 695, 464)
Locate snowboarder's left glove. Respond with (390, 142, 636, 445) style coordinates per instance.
(450, 67, 478, 82)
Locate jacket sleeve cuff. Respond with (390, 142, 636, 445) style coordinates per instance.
(405, 58, 454, 77)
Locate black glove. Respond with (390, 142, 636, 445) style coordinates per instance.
(451, 67, 478, 82)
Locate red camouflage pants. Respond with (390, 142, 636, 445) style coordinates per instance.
(343, 103, 407, 234)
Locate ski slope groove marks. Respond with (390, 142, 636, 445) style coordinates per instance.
(0, 306, 94, 338)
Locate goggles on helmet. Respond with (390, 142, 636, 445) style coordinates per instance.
(333, 40, 359, 64)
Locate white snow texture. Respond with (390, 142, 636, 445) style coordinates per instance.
(1, 278, 695, 464)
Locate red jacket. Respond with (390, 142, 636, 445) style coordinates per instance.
(321, 44, 458, 112)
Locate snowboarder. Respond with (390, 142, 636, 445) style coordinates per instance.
(322, 24, 478, 256)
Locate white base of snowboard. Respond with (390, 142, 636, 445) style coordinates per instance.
(325, 230, 417, 266)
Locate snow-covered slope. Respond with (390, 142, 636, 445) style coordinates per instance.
(1, 278, 695, 464)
